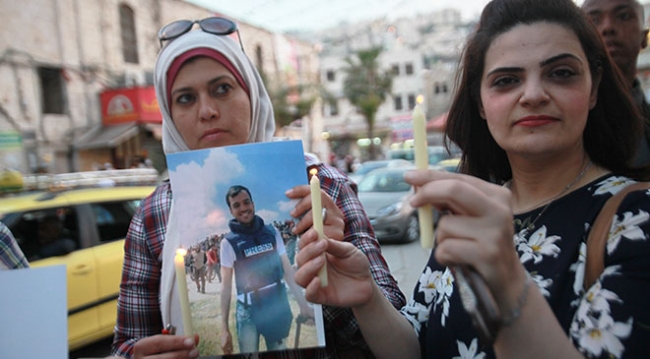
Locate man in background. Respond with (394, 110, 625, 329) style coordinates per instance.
(190, 245, 207, 293)
(583, 0, 650, 165)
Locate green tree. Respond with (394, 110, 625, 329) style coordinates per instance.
(343, 47, 393, 160)
(267, 84, 317, 129)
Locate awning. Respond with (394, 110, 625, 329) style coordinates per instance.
(427, 112, 448, 132)
(73, 122, 139, 150)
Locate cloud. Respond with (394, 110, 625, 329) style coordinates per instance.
(169, 147, 246, 245)
(277, 199, 297, 213)
(258, 208, 279, 223)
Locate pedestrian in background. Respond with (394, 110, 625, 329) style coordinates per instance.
(582, 0, 650, 165)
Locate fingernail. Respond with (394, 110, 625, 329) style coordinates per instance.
(315, 239, 326, 251)
(184, 337, 195, 346)
(189, 348, 199, 357)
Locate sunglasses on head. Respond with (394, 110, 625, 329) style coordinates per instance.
(158, 17, 245, 53)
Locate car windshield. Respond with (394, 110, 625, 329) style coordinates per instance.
(357, 171, 411, 192)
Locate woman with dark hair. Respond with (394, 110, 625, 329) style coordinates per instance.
(295, 0, 650, 357)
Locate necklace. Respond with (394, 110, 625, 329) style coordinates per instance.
(509, 160, 592, 237)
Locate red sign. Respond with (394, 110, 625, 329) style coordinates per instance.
(390, 114, 414, 142)
(100, 86, 161, 125)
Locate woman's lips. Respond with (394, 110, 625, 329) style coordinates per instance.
(515, 115, 558, 127)
(201, 128, 226, 141)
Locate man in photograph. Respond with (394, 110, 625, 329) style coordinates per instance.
(219, 185, 313, 354)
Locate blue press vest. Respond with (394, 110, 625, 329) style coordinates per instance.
(226, 215, 284, 295)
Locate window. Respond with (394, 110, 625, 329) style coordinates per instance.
(7, 207, 78, 261)
(434, 82, 448, 95)
(391, 64, 400, 76)
(38, 67, 65, 114)
(408, 94, 416, 109)
(328, 99, 339, 116)
(405, 62, 414, 75)
(394, 95, 403, 111)
(91, 200, 141, 242)
(326, 70, 335, 82)
(119, 4, 139, 64)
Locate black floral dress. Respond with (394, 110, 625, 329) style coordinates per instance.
(400, 175, 650, 358)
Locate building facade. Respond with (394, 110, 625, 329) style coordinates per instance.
(0, 0, 320, 174)
(314, 9, 472, 161)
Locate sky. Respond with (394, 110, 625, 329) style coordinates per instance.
(185, 0, 492, 33)
(166, 140, 306, 246)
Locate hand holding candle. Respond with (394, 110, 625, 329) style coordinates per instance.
(174, 248, 194, 336)
(309, 168, 329, 287)
(412, 105, 435, 248)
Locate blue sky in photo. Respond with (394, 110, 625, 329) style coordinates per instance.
(167, 140, 308, 245)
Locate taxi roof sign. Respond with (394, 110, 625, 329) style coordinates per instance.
(1, 168, 158, 193)
(0, 169, 24, 192)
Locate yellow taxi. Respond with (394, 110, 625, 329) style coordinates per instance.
(0, 169, 157, 351)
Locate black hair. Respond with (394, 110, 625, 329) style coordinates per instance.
(445, 0, 647, 182)
(225, 185, 253, 208)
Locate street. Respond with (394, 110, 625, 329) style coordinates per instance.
(69, 240, 430, 358)
(381, 239, 432, 299)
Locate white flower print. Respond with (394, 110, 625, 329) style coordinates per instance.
(517, 225, 561, 264)
(436, 269, 454, 326)
(570, 242, 587, 297)
(417, 266, 454, 326)
(530, 272, 553, 297)
(594, 176, 636, 196)
(573, 314, 632, 358)
(418, 267, 443, 304)
(606, 210, 649, 255)
(571, 270, 632, 358)
(401, 299, 431, 334)
(452, 338, 486, 359)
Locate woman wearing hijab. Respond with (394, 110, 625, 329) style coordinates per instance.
(110, 18, 404, 358)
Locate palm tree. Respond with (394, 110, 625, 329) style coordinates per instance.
(342, 47, 393, 160)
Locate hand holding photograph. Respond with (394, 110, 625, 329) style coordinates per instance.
(166, 140, 325, 356)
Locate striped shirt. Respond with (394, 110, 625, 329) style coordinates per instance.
(0, 222, 29, 270)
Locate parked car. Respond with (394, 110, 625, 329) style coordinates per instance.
(357, 166, 438, 243)
(0, 169, 157, 351)
(348, 159, 412, 184)
(435, 157, 461, 173)
(388, 144, 462, 166)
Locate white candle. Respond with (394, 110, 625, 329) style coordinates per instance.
(310, 168, 328, 287)
(174, 248, 194, 336)
(412, 105, 435, 248)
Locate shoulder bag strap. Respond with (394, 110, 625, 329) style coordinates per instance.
(584, 182, 650, 290)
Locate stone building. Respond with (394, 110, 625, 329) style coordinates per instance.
(314, 9, 473, 161)
(0, 0, 320, 174)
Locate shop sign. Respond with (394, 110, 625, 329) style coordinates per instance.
(100, 86, 161, 125)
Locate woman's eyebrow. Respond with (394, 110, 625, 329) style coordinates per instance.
(485, 53, 582, 77)
(540, 53, 582, 67)
(485, 66, 523, 77)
